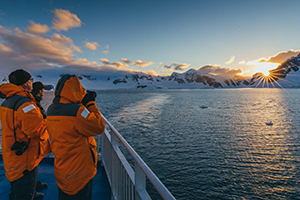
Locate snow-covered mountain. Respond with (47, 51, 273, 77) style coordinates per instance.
(1, 54, 300, 90)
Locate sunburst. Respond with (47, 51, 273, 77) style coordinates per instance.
(245, 68, 300, 98)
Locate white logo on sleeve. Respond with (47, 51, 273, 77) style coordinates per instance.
(81, 108, 89, 118)
(22, 104, 36, 113)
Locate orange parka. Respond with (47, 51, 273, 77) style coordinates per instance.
(46, 75, 105, 195)
(0, 83, 50, 182)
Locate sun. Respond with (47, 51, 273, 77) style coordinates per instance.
(261, 70, 270, 77)
(255, 62, 280, 77)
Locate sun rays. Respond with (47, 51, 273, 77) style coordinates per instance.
(245, 66, 300, 98)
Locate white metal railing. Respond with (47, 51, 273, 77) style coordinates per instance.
(100, 115, 176, 200)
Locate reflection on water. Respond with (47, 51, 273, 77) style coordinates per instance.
(1, 89, 300, 199)
(97, 89, 300, 200)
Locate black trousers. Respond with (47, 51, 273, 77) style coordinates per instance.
(9, 166, 38, 200)
(58, 179, 93, 200)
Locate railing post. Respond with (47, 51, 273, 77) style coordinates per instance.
(111, 128, 117, 145)
(101, 115, 176, 200)
(110, 130, 117, 199)
(135, 161, 150, 200)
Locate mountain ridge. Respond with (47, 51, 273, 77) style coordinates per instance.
(2, 54, 300, 90)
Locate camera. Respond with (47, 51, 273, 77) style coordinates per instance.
(11, 141, 28, 156)
(86, 91, 97, 101)
(81, 90, 97, 106)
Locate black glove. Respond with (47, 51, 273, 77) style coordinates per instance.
(81, 91, 97, 106)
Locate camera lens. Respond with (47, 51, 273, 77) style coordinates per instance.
(11, 141, 27, 156)
(15, 149, 23, 156)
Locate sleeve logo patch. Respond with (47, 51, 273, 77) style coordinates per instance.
(22, 104, 36, 113)
(81, 108, 89, 118)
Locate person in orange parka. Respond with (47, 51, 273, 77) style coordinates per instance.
(0, 69, 50, 200)
(46, 74, 105, 200)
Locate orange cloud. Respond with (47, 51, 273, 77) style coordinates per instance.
(225, 55, 235, 65)
(174, 63, 190, 70)
(0, 25, 154, 76)
(50, 33, 81, 52)
(162, 64, 172, 69)
(51, 9, 82, 31)
(99, 58, 109, 64)
(76, 58, 90, 65)
(133, 60, 154, 68)
(112, 61, 129, 68)
(51, 33, 73, 44)
(258, 50, 300, 64)
(198, 65, 243, 78)
(84, 42, 99, 50)
(122, 58, 131, 63)
(145, 70, 158, 76)
(103, 50, 109, 54)
(0, 42, 12, 52)
(0, 26, 80, 68)
(27, 21, 50, 34)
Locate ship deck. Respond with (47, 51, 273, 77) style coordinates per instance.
(0, 155, 111, 200)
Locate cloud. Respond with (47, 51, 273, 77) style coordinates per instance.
(0, 25, 12, 34)
(0, 25, 82, 71)
(105, 44, 109, 49)
(122, 58, 131, 63)
(161, 62, 190, 70)
(51, 33, 73, 44)
(0, 42, 12, 52)
(103, 50, 109, 54)
(225, 55, 235, 65)
(75, 58, 91, 65)
(90, 61, 98, 65)
(197, 65, 243, 78)
(174, 63, 190, 70)
(145, 70, 158, 76)
(27, 21, 50, 34)
(0, 41, 54, 73)
(259, 50, 300, 64)
(160, 68, 174, 76)
(99, 58, 110, 64)
(98, 59, 128, 68)
(112, 62, 123, 68)
(0, 23, 154, 77)
(112, 62, 129, 68)
(51, 9, 82, 31)
(70, 44, 81, 52)
(162, 64, 172, 69)
(84, 42, 99, 50)
(133, 60, 154, 68)
(240, 50, 300, 66)
(50, 33, 81, 52)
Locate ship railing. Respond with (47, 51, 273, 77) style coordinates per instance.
(98, 115, 176, 200)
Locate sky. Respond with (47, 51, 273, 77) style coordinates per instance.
(1, 0, 300, 78)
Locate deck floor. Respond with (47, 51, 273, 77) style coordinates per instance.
(0, 156, 111, 200)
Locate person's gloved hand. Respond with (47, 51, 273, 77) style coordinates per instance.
(81, 91, 97, 106)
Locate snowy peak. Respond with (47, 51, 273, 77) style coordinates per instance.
(2, 54, 300, 90)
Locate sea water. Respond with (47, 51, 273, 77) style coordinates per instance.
(4, 88, 300, 199)
(92, 88, 300, 200)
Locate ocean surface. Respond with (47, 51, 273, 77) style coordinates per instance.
(4, 88, 300, 199)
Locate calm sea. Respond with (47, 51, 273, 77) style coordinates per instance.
(5, 89, 300, 199)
